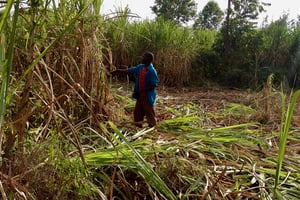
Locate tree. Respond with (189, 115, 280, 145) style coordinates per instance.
(211, 0, 271, 87)
(194, 1, 224, 30)
(151, 0, 197, 24)
(222, 0, 270, 61)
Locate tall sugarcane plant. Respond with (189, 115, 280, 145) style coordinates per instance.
(0, 0, 113, 198)
(0, 0, 19, 164)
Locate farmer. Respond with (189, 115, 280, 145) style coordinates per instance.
(111, 51, 159, 127)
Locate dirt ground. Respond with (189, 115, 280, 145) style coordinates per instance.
(155, 86, 282, 128)
(154, 86, 300, 154)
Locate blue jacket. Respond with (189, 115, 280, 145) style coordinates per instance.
(128, 63, 159, 106)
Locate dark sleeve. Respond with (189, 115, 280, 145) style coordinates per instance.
(128, 64, 143, 75)
(111, 69, 128, 76)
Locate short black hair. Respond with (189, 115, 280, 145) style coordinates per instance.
(143, 52, 154, 62)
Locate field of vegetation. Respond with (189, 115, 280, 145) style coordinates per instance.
(0, 0, 299, 199)
(97, 83, 299, 199)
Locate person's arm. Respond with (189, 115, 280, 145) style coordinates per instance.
(110, 69, 128, 76)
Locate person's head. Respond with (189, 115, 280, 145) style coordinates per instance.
(141, 51, 154, 65)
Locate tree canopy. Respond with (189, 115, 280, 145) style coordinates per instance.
(194, 0, 224, 29)
(151, 0, 197, 24)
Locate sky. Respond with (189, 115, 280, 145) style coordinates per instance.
(101, 0, 299, 25)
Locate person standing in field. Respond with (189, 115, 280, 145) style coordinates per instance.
(111, 52, 159, 127)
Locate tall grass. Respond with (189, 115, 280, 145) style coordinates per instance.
(104, 11, 200, 86)
(0, 0, 19, 162)
(0, 0, 116, 198)
(274, 89, 300, 198)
